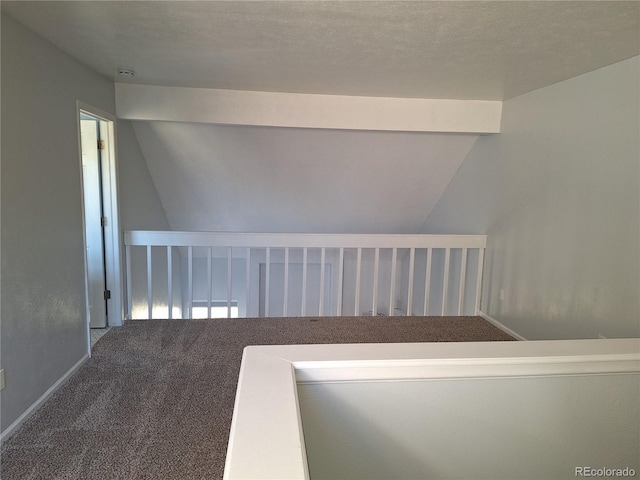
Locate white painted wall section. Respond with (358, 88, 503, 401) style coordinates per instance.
(224, 339, 640, 480)
(299, 374, 639, 479)
(116, 84, 502, 133)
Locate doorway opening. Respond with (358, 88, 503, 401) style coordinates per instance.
(77, 102, 123, 354)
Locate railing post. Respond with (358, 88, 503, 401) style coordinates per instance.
(319, 248, 326, 316)
(147, 245, 153, 320)
(442, 248, 451, 316)
(188, 246, 193, 319)
(458, 248, 468, 316)
(423, 248, 432, 316)
(265, 247, 270, 317)
(167, 246, 173, 319)
(389, 248, 397, 316)
(355, 247, 362, 316)
(337, 248, 344, 316)
(475, 248, 485, 315)
(227, 247, 232, 318)
(207, 247, 212, 318)
(407, 248, 415, 316)
(301, 247, 308, 316)
(245, 247, 251, 318)
(372, 248, 379, 316)
(283, 247, 289, 317)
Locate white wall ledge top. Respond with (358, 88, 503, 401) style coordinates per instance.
(223, 339, 639, 480)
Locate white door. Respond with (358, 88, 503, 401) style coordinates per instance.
(81, 118, 108, 328)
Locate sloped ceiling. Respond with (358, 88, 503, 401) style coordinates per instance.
(132, 122, 478, 233)
(3, 1, 638, 234)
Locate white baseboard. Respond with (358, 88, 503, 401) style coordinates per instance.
(478, 310, 527, 341)
(0, 353, 89, 444)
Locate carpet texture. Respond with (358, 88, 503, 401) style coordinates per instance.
(1, 316, 515, 480)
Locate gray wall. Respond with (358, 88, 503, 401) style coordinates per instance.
(131, 121, 478, 234)
(423, 57, 640, 340)
(1, 15, 115, 432)
(299, 374, 640, 480)
(118, 120, 173, 232)
(118, 120, 181, 319)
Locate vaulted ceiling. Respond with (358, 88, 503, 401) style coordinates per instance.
(4, 1, 638, 233)
(132, 121, 479, 233)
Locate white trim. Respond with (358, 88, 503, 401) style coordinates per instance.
(125, 231, 487, 250)
(0, 354, 89, 444)
(101, 116, 124, 327)
(77, 101, 124, 332)
(116, 83, 502, 134)
(125, 232, 487, 320)
(77, 110, 93, 353)
(478, 310, 528, 341)
(224, 339, 639, 480)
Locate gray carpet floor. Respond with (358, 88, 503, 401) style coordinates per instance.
(1, 316, 515, 480)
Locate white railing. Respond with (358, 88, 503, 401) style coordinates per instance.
(224, 340, 640, 480)
(124, 231, 486, 320)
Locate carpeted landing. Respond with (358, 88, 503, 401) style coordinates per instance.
(1, 316, 515, 480)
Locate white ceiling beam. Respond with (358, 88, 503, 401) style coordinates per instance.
(116, 84, 501, 133)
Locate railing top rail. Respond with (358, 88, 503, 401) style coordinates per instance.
(124, 230, 487, 249)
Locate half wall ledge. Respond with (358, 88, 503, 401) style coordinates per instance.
(224, 338, 639, 480)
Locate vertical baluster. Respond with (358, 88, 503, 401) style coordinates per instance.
(126, 245, 132, 319)
(389, 248, 397, 316)
(265, 247, 271, 317)
(458, 248, 468, 316)
(301, 247, 308, 316)
(423, 248, 432, 316)
(283, 247, 289, 317)
(441, 248, 451, 316)
(227, 246, 232, 318)
(372, 248, 380, 316)
(188, 246, 193, 319)
(147, 245, 153, 320)
(319, 248, 326, 316)
(337, 247, 344, 316)
(355, 247, 362, 316)
(475, 249, 485, 314)
(245, 247, 251, 318)
(205, 247, 212, 318)
(167, 246, 173, 319)
(407, 248, 415, 316)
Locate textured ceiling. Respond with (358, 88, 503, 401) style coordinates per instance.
(3, 1, 639, 100)
(4, 1, 638, 234)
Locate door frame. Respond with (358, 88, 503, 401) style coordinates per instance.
(77, 101, 124, 355)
